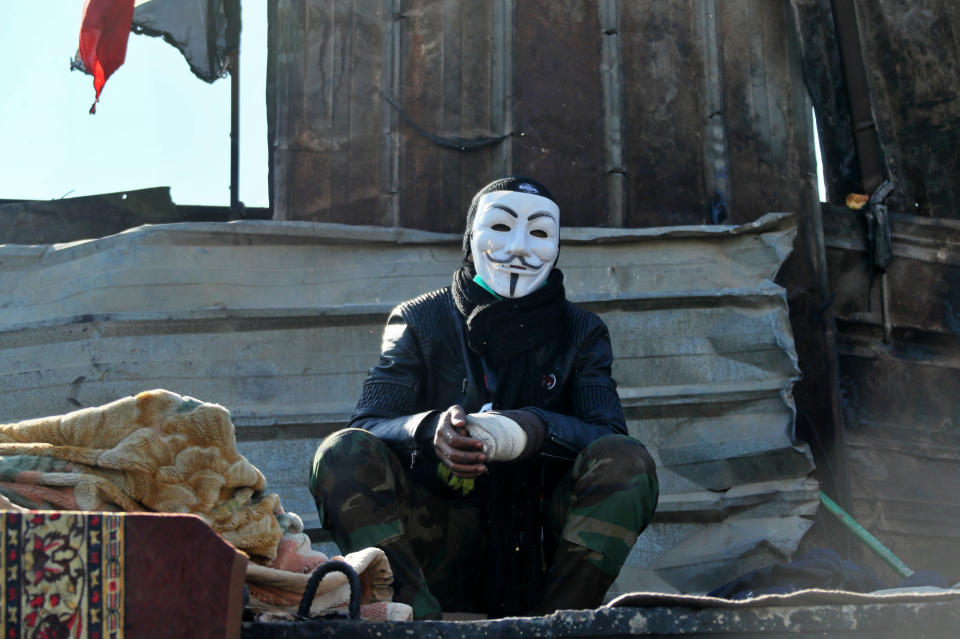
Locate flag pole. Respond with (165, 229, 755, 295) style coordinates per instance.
(227, 0, 242, 220)
(230, 45, 240, 219)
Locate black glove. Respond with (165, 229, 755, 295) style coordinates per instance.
(489, 409, 546, 460)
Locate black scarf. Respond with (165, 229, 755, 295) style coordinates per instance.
(451, 265, 566, 615)
(451, 265, 566, 409)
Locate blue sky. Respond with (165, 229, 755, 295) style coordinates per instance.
(0, 3, 268, 207)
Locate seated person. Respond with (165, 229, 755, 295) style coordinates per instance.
(310, 176, 658, 618)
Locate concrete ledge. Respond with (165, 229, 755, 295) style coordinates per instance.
(241, 593, 960, 638)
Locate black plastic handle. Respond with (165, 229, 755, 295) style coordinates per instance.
(296, 559, 361, 621)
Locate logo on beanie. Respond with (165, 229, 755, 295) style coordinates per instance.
(518, 183, 539, 194)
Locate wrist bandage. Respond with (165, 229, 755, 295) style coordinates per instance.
(464, 412, 527, 462)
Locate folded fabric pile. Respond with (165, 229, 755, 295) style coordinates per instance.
(247, 543, 412, 621)
(0, 389, 411, 621)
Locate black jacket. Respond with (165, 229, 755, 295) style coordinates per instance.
(349, 285, 628, 465)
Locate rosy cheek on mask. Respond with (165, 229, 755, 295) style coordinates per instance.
(530, 239, 558, 264)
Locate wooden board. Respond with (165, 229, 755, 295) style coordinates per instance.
(823, 204, 960, 579)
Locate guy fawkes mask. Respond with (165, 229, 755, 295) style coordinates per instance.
(470, 189, 560, 298)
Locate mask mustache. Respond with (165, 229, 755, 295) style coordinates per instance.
(483, 253, 544, 270)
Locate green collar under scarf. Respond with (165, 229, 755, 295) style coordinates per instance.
(473, 272, 553, 299)
(472, 274, 503, 300)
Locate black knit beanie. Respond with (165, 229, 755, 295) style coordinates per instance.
(462, 176, 556, 258)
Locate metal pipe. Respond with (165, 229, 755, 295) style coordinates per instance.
(819, 490, 914, 579)
(699, 0, 730, 224)
(599, 0, 625, 227)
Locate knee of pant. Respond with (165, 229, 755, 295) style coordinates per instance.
(310, 428, 389, 495)
(580, 434, 657, 478)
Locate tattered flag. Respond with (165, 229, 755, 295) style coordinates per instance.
(73, 0, 136, 114)
(131, 0, 240, 84)
(72, 0, 240, 113)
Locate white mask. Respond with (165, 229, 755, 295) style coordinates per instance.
(470, 190, 560, 298)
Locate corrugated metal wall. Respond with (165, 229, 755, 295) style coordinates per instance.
(0, 215, 816, 595)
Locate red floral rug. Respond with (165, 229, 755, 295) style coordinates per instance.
(2, 511, 123, 638)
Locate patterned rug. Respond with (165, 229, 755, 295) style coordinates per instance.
(2, 511, 124, 638)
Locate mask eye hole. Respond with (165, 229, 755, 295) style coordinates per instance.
(491, 223, 511, 232)
(530, 229, 548, 238)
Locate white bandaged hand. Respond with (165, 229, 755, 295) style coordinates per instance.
(464, 411, 528, 462)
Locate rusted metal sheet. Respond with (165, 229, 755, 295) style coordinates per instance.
(0, 215, 815, 595)
(512, 1, 608, 226)
(794, 0, 960, 218)
(615, 2, 847, 473)
(792, 3, 960, 547)
(266, 0, 390, 226)
(268, 0, 819, 230)
(823, 203, 960, 578)
(620, 2, 707, 227)
(792, 2, 960, 559)
(853, 0, 960, 217)
(395, 0, 502, 232)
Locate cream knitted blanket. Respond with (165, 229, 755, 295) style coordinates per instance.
(0, 389, 411, 621)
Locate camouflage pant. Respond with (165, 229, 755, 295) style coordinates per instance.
(309, 428, 658, 619)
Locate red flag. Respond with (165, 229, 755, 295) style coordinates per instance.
(77, 0, 136, 114)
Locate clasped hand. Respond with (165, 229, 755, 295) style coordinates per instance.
(433, 405, 487, 479)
